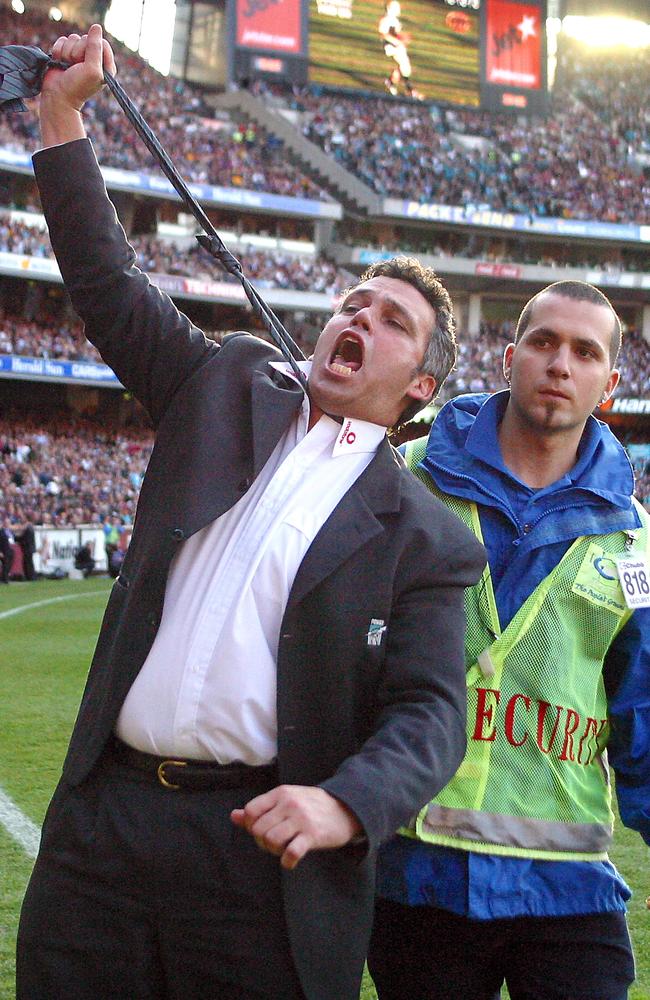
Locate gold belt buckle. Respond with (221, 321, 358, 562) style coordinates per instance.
(157, 759, 187, 789)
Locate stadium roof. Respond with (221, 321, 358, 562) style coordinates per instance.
(67, 0, 650, 32)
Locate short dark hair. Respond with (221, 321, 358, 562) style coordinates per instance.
(352, 256, 456, 422)
(515, 281, 622, 366)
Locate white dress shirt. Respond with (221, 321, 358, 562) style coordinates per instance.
(116, 363, 385, 763)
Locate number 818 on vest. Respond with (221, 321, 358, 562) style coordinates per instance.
(616, 555, 650, 609)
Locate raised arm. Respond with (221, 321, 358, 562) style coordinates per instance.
(33, 25, 216, 424)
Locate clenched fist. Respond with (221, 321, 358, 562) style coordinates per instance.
(231, 784, 363, 870)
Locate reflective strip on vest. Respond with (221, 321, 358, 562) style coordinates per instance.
(421, 803, 613, 855)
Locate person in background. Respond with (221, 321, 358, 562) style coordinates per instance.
(0, 514, 14, 583)
(74, 542, 95, 578)
(103, 513, 122, 577)
(19, 514, 36, 581)
(378, 0, 420, 98)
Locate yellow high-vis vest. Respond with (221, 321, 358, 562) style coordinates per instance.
(405, 437, 650, 862)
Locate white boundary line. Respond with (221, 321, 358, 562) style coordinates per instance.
(0, 787, 40, 858)
(0, 588, 108, 857)
(0, 587, 108, 621)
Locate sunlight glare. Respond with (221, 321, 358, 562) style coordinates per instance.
(561, 15, 650, 49)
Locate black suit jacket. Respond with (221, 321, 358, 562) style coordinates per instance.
(0, 527, 11, 556)
(0, 527, 11, 561)
(33, 139, 486, 1000)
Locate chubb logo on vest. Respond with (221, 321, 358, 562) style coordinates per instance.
(470, 687, 607, 766)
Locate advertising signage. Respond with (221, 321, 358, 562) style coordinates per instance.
(231, 0, 309, 84)
(480, 0, 547, 113)
(236, 0, 304, 52)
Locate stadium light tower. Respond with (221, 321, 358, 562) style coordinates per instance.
(105, 0, 177, 74)
(562, 14, 650, 48)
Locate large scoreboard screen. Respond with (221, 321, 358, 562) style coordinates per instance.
(308, 0, 481, 107)
(231, 0, 547, 113)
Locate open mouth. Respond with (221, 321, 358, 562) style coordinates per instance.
(329, 334, 364, 377)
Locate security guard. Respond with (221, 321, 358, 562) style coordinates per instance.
(369, 281, 650, 1000)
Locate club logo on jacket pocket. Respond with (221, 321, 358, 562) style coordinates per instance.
(366, 619, 386, 646)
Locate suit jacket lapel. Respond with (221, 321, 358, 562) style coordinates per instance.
(288, 438, 403, 607)
(251, 367, 304, 477)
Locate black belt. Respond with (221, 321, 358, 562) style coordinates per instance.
(108, 736, 278, 792)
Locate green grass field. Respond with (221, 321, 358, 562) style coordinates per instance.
(0, 578, 648, 999)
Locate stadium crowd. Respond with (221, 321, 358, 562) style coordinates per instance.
(615, 326, 650, 399)
(2, 298, 649, 400)
(130, 235, 350, 293)
(0, 7, 330, 203)
(297, 40, 649, 224)
(0, 5, 647, 563)
(0, 301, 319, 364)
(0, 7, 648, 227)
(0, 214, 350, 295)
(3, 208, 647, 289)
(0, 215, 50, 257)
(0, 411, 153, 530)
(1, 311, 648, 547)
(0, 309, 101, 364)
(443, 319, 512, 397)
(339, 224, 650, 273)
(445, 319, 650, 402)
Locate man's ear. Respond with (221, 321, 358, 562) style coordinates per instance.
(406, 372, 436, 404)
(503, 343, 515, 383)
(602, 368, 620, 404)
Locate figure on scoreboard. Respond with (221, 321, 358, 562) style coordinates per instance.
(378, 0, 422, 99)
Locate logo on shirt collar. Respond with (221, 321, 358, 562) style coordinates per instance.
(338, 420, 357, 448)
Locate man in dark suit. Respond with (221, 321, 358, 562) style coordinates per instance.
(16, 25, 485, 1000)
(0, 515, 13, 583)
(18, 516, 36, 581)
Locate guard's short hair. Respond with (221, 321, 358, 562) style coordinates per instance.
(351, 257, 456, 422)
(516, 281, 622, 366)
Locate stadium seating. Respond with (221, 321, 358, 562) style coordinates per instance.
(0, 8, 647, 225)
(0, 411, 153, 529)
(0, 4, 647, 534)
(296, 40, 649, 224)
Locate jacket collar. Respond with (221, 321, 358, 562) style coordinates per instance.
(422, 391, 636, 514)
(251, 366, 304, 477)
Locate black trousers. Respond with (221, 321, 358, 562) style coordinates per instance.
(17, 754, 306, 1000)
(368, 898, 635, 1000)
(21, 548, 36, 581)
